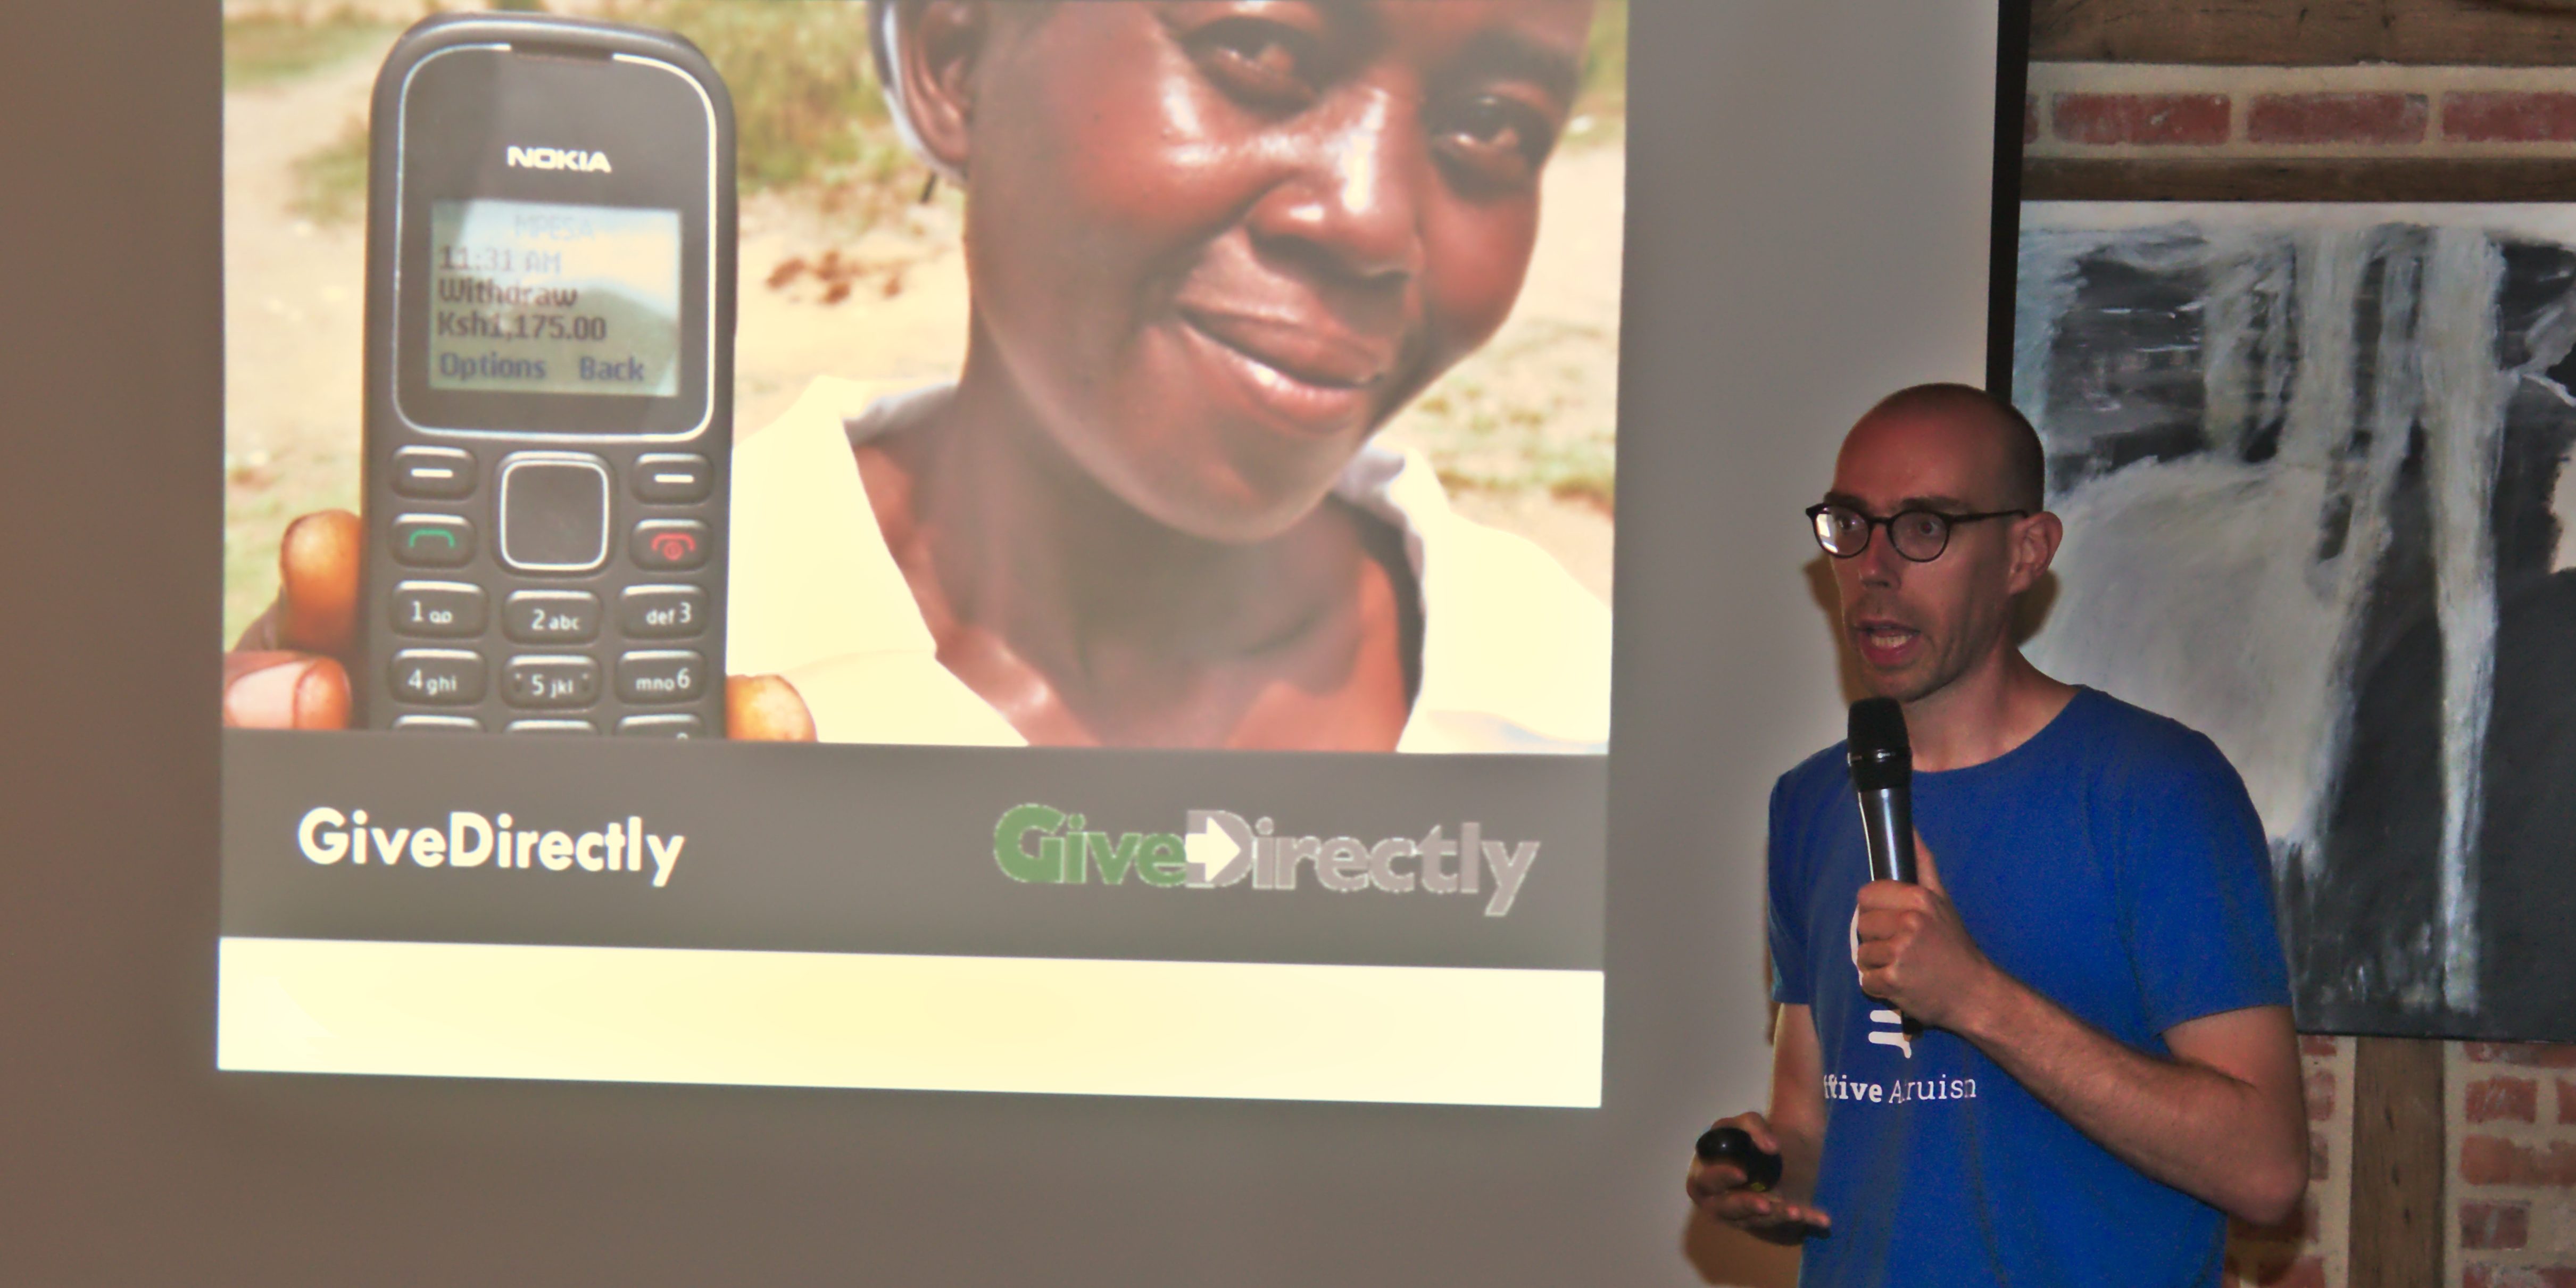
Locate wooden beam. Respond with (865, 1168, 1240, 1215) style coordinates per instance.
(2348, 1037, 2446, 1288)
(2032, 0, 2576, 66)
(2022, 156, 2576, 200)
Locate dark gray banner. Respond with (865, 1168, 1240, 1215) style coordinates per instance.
(221, 729, 1605, 970)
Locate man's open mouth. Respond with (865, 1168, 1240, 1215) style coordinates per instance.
(1851, 619, 1924, 667)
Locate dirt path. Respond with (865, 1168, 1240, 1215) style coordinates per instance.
(1391, 139, 1623, 602)
(221, 37, 388, 640)
(222, 39, 383, 459)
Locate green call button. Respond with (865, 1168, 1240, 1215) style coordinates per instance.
(393, 514, 477, 569)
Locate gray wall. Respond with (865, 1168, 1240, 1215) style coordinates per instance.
(0, 2, 1997, 1283)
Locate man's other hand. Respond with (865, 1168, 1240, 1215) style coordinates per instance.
(1685, 1111, 1832, 1244)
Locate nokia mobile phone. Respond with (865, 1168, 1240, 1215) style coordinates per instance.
(360, 12, 735, 736)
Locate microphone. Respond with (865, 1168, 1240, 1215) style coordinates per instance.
(1847, 697, 1917, 885)
(1850, 696, 1924, 1040)
(1694, 1126, 1782, 1192)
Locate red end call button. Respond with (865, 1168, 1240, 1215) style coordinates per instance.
(630, 519, 712, 571)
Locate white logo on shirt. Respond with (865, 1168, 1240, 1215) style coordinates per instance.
(1825, 1070, 1977, 1104)
(1849, 909, 1915, 1058)
(1868, 1009, 1914, 1059)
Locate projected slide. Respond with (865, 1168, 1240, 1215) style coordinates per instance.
(218, 1, 1622, 1104)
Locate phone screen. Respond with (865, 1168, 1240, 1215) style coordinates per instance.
(425, 198, 682, 399)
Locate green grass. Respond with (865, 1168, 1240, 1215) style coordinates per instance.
(1424, 416, 1618, 516)
(1391, 319, 1620, 518)
(223, 445, 360, 645)
(645, 0, 1627, 185)
(222, 12, 401, 89)
(614, 0, 901, 194)
(1580, 0, 1627, 119)
(275, 2, 924, 226)
(275, 1, 1621, 220)
(288, 117, 371, 225)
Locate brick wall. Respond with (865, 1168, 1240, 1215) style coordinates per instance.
(2031, 48, 2576, 1288)
(2226, 1034, 2353, 1288)
(2202, 1035, 2576, 1288)
(2454, 1043, 2576, 1288)
(2027, 64, 2576, 161)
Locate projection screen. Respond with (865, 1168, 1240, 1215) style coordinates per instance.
(3, 1, 2012, 1282)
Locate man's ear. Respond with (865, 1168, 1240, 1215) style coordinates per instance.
(893, 0, 987, 180)
(2006, 510, 2063, 596)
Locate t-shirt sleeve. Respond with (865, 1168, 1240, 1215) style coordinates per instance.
(1767, 774, 1813, 1007)
(2118, 734, 2293, 1035)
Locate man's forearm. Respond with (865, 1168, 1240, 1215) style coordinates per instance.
(1768, 1116, 1825, 1207)
(1765, 1004, 1832, 1210)
(1949, 972, 2304, 1224)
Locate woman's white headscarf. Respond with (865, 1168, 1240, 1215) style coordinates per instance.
(867, 0, 965, 186)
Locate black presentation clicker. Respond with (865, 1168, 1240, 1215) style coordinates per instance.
(359, 12, 734, 736)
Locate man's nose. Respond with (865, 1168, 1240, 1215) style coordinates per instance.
(1856, 529, 1906, 587)
(1252, 89, 1427, 285)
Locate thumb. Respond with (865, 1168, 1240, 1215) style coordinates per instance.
(222, 651, 351, 729)
(728, 674, 818, 741)
(1914, 829, 1945, 894)
(275, 509, 362, 657)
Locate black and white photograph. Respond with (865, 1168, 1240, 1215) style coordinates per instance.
(2018, 201, 2576, 1042)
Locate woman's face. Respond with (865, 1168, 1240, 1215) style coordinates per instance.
(946, 0, 1596, 541)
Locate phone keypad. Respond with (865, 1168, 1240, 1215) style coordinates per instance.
(392, 446, 477, 500)
(504, 589, 601, 644)
(506, 718, 597, 735)
(618, 585, 706, 639)
(617, 650, 706, 704)
(390, 649, 486, 704)
(504, 654, 602, 709)
(392, 514, 477, 568)
(629, 518, 713, 571)
(394, 713, 483, 733)
(633, 454, 713, 503)
(393, 581, 487, 638)
(617, 713, 705, 738)
(498, 454, 611, 573)
(381, 446, 721, 734)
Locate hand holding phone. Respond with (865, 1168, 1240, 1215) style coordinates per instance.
(358, 13, 737, 736)
(225, 510, 362, 729)
(225, 509, 813, 738)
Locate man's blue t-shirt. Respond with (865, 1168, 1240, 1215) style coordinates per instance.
(1768, 687, 2290, 1288)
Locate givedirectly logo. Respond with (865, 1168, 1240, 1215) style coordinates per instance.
(505, 145, 613, 172)
(294, 807, 685, 887)
(991, 804, 1540, 917)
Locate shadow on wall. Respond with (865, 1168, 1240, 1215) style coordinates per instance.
(1684, 1214, 1804, 1286)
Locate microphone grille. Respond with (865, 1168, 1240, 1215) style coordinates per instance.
(1848, 697, 1909, 757)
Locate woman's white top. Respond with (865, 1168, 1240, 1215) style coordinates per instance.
(726, 377, 1611, 754)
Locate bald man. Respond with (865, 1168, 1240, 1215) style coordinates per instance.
(1685, 385, 2308, 1286)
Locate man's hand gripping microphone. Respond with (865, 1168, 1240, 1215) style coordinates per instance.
(1849, 697, 1922, 1036)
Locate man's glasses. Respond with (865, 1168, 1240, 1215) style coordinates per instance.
(1806, 502, 2029, 563)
